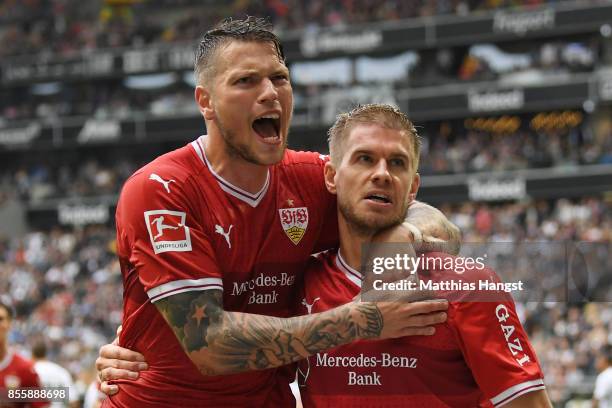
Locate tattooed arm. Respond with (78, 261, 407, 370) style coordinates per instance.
(154, 289, 447, 376)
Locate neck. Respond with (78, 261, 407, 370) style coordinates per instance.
(0, 342, 7, 361)
(337, 215, 375, 271)
(203, 133, 269, 194)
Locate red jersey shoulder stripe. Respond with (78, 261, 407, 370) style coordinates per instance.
(147, 277, 223, 303)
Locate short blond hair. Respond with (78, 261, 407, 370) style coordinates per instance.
(327, 104, 421, 170)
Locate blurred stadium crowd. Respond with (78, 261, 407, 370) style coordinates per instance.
(2, 124, 611, 204)
(0, 0, 596, 58)
(0, 0, 604, 123)
(1, 0, 611, 406)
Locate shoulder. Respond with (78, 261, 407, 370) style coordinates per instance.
(34, 360, 70, 376)
(115, 145, 208, 240)
(603, 367, 612, 382)
(10, 353, 37, 374)
(122, 146, 197, 195)
(275, 150, 328, 181)
(274, 150, 334, 206)
(280, 150, 328, 167)
(11, 352, 34, 366)
(117, 146, 204, 218)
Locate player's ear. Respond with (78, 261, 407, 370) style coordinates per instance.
(195, 85, 215, 120)
(324, 161, 337, 195)
(408, 172, 420, 202)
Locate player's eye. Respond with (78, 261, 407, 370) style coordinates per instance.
(272, 74, 288, 83)
(390, 158, 406, 168)
(235, 76, 253, 85)
(358, 155, 373, 163)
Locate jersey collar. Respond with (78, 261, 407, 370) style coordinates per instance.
(191, 136, 270, 208)
(336, 251, 363, 288)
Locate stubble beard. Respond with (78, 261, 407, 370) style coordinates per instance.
(338, 197, 408, 237)
(217, 117, 287, 166)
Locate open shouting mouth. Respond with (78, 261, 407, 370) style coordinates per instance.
(252, 112, 281, 144)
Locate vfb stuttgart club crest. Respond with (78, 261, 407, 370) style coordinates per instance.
(279, 207, 309, 245)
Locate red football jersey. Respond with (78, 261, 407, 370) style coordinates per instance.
(0, 351, 46, 408)
(297, 250, 545, 408)
(107, 136, 338, 407)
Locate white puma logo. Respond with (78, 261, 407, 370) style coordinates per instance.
(149, 173, 175, 193)
(215, 224, 233, 249)
(301, 297, 320, 314)
(151, 216, 181, 240)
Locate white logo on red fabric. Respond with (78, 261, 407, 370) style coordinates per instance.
(215, 224, 233, 249)
(495, 304, 531, 366)
(149, 173, 175, 193)
(301, 297, 320, 314)
(279, 207, 309, 245)
(144, 210, 192, 254)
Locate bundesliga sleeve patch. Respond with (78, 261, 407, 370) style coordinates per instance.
(144, 210, 192, 254)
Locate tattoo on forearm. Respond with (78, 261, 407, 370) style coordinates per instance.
(156, 290, 383, 375)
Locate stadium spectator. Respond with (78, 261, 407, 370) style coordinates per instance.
(0, 300, 47, 408)
(31, 341, 79, 408)
(594, 345, 612, 408)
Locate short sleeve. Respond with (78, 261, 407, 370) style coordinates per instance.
(116, 168, 223, 303)
(451, 298, 545, 407)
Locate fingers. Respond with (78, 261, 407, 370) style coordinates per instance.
(99, 343, 146, 363)
(403, 299, 448, 315)
(95, 343, 148, 389)
(110, 325, 123, 346)
(402, 311, 447, 328)
(98, 366, 141, 382)
(400, 326, 436, 337)
(100, 381, 119, 396)
(96, 356, 148, 374)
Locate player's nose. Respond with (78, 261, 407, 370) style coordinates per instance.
(257, 78, 279, 104)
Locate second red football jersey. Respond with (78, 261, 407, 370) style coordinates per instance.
(296, 250, 545, 408)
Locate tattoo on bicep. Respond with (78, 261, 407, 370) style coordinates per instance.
(156, 290, 223, 352)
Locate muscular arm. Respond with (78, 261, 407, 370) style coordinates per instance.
(156, 289, 445, 376)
